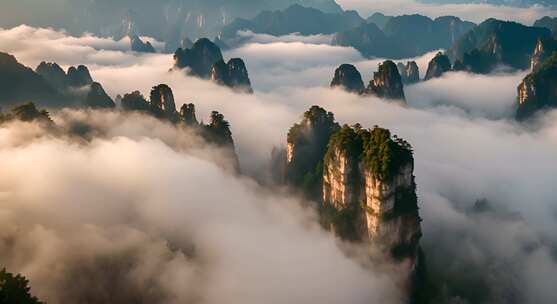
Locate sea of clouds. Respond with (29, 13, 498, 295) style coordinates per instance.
(0, 23, 556, 304)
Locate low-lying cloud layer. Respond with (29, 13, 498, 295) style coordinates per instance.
(0, 111, 402, 304)
(1, 25, 557, 303)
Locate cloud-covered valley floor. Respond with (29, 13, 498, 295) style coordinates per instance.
(1, 25, 557, 303)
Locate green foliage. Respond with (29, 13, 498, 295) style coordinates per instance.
(361, 127, 413, 182)
(320, 203, 361, 241)
(120, 91, 150, 112)
(0, 102, 52, 124)
(286, 106, 340, 200)
(0, 268, 44, 304)
(203, 111, 234, 147)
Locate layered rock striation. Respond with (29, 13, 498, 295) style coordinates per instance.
(210, 58, 253, 93)
(366, 60, 406, 100)
(516, 53, 557, 120)
(286, 106, 340, 199)
(398, 61, 420, 84)
(424, 52, 451, 80)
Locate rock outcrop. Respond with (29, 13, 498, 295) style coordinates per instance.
(334, 14, 474, 59)
(120, 91, 150, 112)
(85, 82, 115, 108)
(286, 106, 340, 199)
(366, 60, 406, 101)
(180, 103, 198, 126)
(130, 35, 156, 53)
(220, 4, 364, 40)
(173, 38, 224, 78)
(0, 53, 64, 108)
(530, 37, 557, 71)
(36, 61, 68, 90)
(424, 52, 451, 80)
(448, 18, 550, 73)
(322, 124, 423, 299)
(398, 61, 420, 84)
(533, 16, 557, 32)
(330, 64, 365, 94)
(210, 58, 253, 93)
(149, 84, 178, 120)
(67, 65, 94, 87)
(516, 53, 557, 120)
(333, 22, 398, 59)
(174, 38, 253, 92)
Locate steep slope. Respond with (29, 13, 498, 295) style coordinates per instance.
(220, 4, 364, 40)
(130, 35, 156, 53)
(330, 64, 365, 93)
(533, 16, 557, 32)
(0, 52, 64, 108)
(448, 19, 551, 72)
(516, 53, 557, 120)
(210, 58, 253, 93)
(333, 22, 400, 58)
(334, 14, 475, 59)
(286, 106, 340, 199)
(0, 0, 343, 46)
(530, 37, 557, 71)
(173, 38, 224, 78)
(398, 61, 420, 84)
(366, 60, 406, 101)
(424, 52, 452, 80)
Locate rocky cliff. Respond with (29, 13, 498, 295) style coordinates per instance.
(286, 106, 340, 199)
(322, 124, 423, 301)
(130, 35, 156, 53)
(36, 61, 68, 90)
(173, 38, 224, 78)
(424, 52, 451, 80)
(448, 19, 550, 72)
(180, 103, 199, 126)
(322, 126, 421, 249)
(220, 4, 364, 41)
(67, 65, 94, 87)
(149, 84, 178, 120)
(366, 60, 406, 101)
(0, 53, 65, 108)
(516, 53, 557, 120)
(530, 38, 557, 71)
(86, 82, 115, 108)
(334, 14, 474, 59)
(210, 58, 253, 93)
(398, 61, 420, 84)
(173, 38, 253, 92)
(330, 64, 365, 94)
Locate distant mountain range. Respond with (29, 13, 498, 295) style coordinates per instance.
(333, 14, 475, 59)
(0, 0, 341, 51)
(220, 4, 364, 40)
(419, 0, 557, 6)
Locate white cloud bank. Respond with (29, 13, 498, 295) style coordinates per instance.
(1, 25, 557, 303)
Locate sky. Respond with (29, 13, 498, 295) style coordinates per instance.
(0, 23, 556, 303)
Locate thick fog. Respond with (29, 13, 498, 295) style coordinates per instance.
(1, 25, 557, 303)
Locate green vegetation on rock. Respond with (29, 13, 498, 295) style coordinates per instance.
(0, 268, 44, 304)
